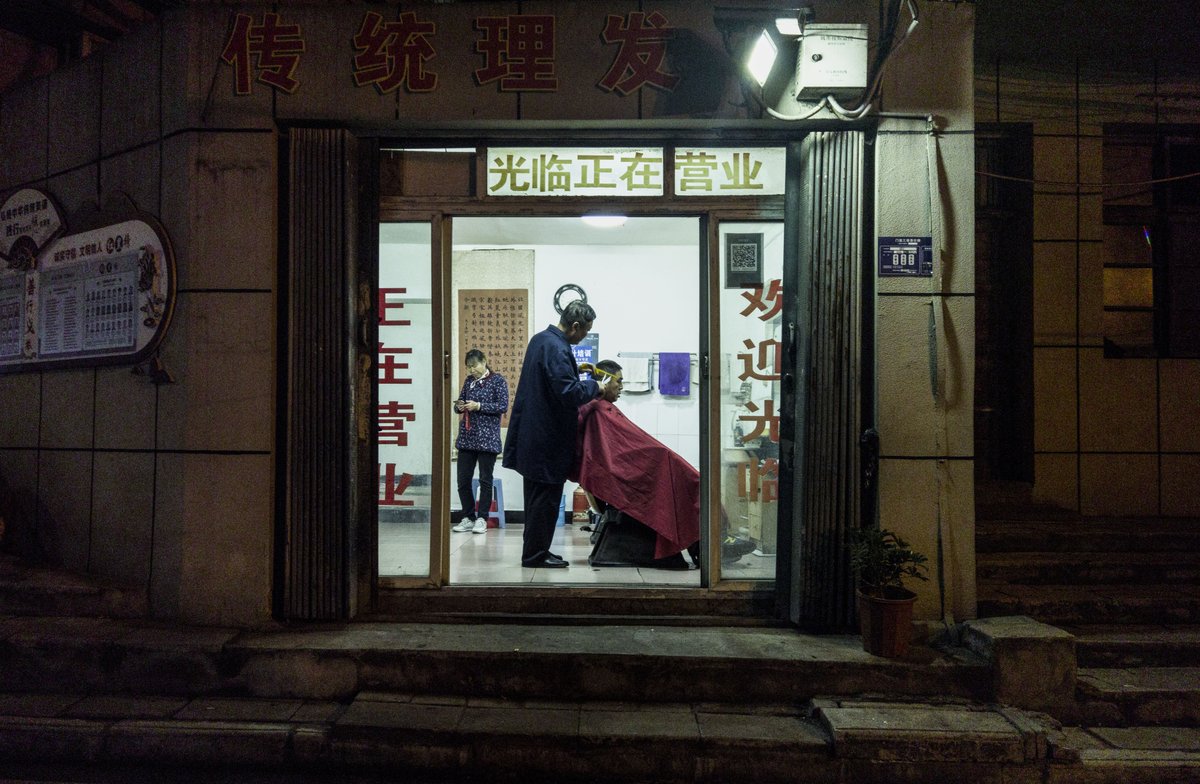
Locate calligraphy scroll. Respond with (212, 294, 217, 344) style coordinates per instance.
(457, 288, 528, 427)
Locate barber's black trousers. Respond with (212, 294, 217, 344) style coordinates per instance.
(522, 477, 564, 563)
(456, 449, 496, 520)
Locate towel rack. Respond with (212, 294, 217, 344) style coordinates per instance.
(616, 352, 699, 363)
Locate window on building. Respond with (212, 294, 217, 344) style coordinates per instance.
(1102, 125, 1200, 358)
(975, 125, 1033, 483)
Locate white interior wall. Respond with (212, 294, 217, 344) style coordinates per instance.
(454, 239, 701, 511)
(380, 226, 703, 515)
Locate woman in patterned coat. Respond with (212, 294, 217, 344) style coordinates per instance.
(451, 349, 510, 534)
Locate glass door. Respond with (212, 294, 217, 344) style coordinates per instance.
(713, 220, 785, 582)
(377, 221, 443, 582)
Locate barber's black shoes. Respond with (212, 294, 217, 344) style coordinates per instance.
(521, 553, 569, 568)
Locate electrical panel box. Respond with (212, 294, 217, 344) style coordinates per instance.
(795, 23, 869, 99)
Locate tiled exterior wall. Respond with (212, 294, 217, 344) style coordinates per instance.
(975, 60, 1200, 516)
(0, 15, 277, 625)
(0, 1, 977, 625)
(873, 3, 976, 622)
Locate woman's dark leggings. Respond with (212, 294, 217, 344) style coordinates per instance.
(457, 449, 497, 519)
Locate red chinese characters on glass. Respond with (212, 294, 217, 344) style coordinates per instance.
(740, 278, 783, 321)
(378, 287, 412, 326)
(378, 464, 414, 507)
(378, 342, 413, 385)
(737, 458, 778, 502)
(598, 11, 679, 95)
(474, 15, 557, 91)
(739, 399, 779, 443)
(378, 401, 417, 446)
(738, 337, 781, 382)
(220, 13, 305, 96)
(352, 11, 437, 94)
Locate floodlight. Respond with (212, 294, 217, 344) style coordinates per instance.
(746, 29, 778, 87)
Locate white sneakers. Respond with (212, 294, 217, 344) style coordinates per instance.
(452, 517, 489, 534)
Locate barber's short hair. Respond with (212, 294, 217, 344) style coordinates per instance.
(596, 359, 622, 375)
(465, 348, 486, 365)
(559, 299, 596, 327)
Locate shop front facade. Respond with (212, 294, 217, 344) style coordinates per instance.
(0, 0, 976, 628)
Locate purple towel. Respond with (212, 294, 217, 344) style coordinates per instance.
(658, 352, 691, 396)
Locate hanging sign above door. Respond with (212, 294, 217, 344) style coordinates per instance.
(486, 147, 665, 196)
(484, 147, 786, 197)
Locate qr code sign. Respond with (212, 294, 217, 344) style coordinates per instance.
(729, 242, 758, 272)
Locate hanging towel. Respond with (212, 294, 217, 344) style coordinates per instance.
(621, 355, 652, 393)
(658, 352, 691, 396)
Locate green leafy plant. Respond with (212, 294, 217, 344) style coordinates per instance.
(848, 527, 929, 599)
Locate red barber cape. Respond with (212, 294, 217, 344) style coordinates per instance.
(569, 399, 700, 559)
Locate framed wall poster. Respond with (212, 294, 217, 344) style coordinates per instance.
(724, 232, 763, 289)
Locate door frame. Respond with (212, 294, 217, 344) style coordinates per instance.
(341, 123, 871, 620)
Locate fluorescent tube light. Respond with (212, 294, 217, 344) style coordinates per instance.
(580, 215, 627, 228)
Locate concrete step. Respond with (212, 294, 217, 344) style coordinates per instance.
(976, 584, 1200, 625)
(371, 586, 777, 623)
(1061, 726, 1200, 783)
(0, 555, 146, 619)
(0, 691, 1066, 784)
(977, 552, 1200, 586)
(975, 518, 1200, 554)
(1076, 668, 1200, 727)
(1067, 625, 1200, 667)
(0, 617, 992, 705)
(6, 690, 1198, 784)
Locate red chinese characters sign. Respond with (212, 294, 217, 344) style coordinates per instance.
(597, 11, 678, 95)
(219, 10, 682, 97)
(221, 13, 305, 95)
(352, 11, 437, 94)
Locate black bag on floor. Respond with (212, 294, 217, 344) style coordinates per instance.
(587, 508, 689, 570)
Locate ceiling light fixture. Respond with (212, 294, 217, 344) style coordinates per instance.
(580, 215, 627, 228)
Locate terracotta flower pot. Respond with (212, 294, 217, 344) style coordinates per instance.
(856, 587, 917, 658)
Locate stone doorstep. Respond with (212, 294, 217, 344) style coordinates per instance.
(0, 615, 992, 703)
(0, 695, 1199, 784)
(812, 699, 1046, 764)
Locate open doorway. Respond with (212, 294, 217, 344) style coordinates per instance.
(446, 215, 701, 586)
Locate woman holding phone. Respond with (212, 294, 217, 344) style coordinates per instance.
(451, 349, 510, 534)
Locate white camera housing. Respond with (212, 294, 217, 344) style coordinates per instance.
(795, 23, 869, 99)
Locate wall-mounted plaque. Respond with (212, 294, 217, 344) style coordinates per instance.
(0, 191, 175, 373)
(878, 236, 933, 277)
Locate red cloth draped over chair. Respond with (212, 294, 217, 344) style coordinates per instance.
(569, 399, 700, 559)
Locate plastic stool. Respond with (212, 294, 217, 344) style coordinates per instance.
(471, 477, 505, 528)
(556, 493, 566, 527)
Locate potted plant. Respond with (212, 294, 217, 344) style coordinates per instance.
(848, 527, 929, 657)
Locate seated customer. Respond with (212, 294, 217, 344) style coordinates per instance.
(570, 360, 701, 564)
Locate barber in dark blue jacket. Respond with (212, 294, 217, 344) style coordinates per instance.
(503, 299, 617, 568)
